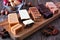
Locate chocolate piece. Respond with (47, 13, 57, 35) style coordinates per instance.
(23, 19, 34, 26)
(29, 7, 41, 21)
(19, 9, 31, 20)
(19, 9, 34, 27)
(37, 4, 53, 19)
(46, 2, 58, 14)
(8, 13, 19, 27)
(11, 24, 23, 35)
(41, 25, 59, 36)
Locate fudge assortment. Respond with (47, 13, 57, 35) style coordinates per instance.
(0, 1, 59, 36)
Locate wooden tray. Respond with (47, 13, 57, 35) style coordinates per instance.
(0, 11, 60, 40)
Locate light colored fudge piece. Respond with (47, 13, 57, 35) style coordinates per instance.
(19, 9, 30, 20)
(23, 19, 34, 25)
(8, 13, 19, 27)
(11, 24, 23, 35)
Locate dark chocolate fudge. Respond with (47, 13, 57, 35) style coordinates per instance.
(37, 4, 53, 19)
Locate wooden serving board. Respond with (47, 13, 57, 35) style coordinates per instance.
(0, 10, 60, 40)
(0, 4, 60, 40)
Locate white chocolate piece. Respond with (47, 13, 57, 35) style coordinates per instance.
(23, 19, 34, 25)
(19, 9, 30, 20)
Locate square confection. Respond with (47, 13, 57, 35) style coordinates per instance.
(11, 24, 23, 35)
(23, 19, 34, 26)
(8, 13, 19, 27)
(19, 9, 30, 20)
(29, 7, 41, 21)
(46, 2, 57, 8)
(46, 2, 58, 14)
(37, 4, 53, 19)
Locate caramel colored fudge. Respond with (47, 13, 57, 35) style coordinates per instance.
(29, 7, 41, 21)
(8, 13, 19, 27)
(11, 24, 23, 35)
(46, 2, 58, 14)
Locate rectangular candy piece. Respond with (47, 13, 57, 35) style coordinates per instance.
(23, 19, 34, 26)
(46, 2, 58, 14)
(19, 9, 30, 20)
(29, 7, 41, 21)
(37, 4, 53, 19)
(11, 24, 23, 35)
(8, 13, 19, 27)
(55, 2, 60, 8)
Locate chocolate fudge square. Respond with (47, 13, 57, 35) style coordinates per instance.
(37, 4, 53, 19)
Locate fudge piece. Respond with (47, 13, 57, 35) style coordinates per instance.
(55, 2, 60, 8)
(8, 13, 19, 27)
(23, 19, 34, 26)
(29, 7, 41, 21)
(19, 9, 30, 20)
(37, 4, 53, 19)
(46, 2, 58, 14)
(11, 24, 23, 35)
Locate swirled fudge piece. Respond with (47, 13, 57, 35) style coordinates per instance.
(29, 7, 41, 21)
(37, 4, 53, 19)
(46, 2, 58, 14)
